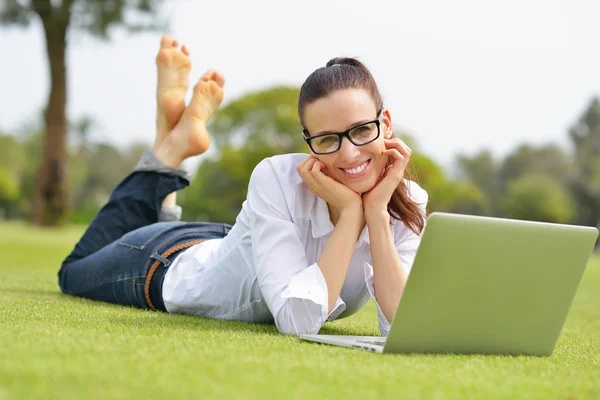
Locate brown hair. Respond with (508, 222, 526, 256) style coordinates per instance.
(298, 57, 426, 235)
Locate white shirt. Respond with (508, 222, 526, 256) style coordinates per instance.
(162, 153, 428, 336)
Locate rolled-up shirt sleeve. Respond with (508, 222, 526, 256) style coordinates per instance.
(364, 181, 428, 336)
(247, 159, 345, 336)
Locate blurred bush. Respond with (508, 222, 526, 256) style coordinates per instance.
(1, 92, 598, 234)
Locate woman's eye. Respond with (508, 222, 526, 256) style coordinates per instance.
(317, 136, 337, 145)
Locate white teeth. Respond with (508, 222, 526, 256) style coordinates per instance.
(344, 161, 369, 175)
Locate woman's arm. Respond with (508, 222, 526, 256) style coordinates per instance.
(365, 209, 407, 323)
(249, 157, 361, 335)
(317, 206, 363, 312)
(296, 156, 364, 312)
(360, 138, 419, 330)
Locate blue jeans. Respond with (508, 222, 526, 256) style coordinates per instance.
(58, 170, 231, 311)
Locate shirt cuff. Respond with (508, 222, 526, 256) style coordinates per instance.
(364, 262, 391, 337)
(281, 263, 346, 322)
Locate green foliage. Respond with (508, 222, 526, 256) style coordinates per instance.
(0, 135, 27, 174)
(498, 144, 571, 190)
(0, 166, 19, 207)
(181, 146, 280, 224)
(569, 97, 600, 228)
(448, 181, 488, 216)
(0, 0, 166, 36)
(0, 132, 147, 223)
(68, 141, 148, 224)
(503, 174, 576, 224)
(209, 86, 305, 153)
(181, 86, 308, 223)
(69, 198, 101, 225)
(456, 150, 498, 214)
(409, 152, 453, 212)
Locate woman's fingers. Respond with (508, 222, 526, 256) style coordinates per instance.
(299, 156, 335, 198)
(384, 138, 411, 157)
(382, 148, 404, 162)
(297, 155, 317, 172)
(309, 159, 332, 186)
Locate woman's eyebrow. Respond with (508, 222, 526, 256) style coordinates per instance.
(313, 118, 373, 136)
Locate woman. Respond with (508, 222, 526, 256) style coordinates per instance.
(58, 35, 428, 337)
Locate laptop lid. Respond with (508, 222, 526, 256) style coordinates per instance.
(383, 213, 598, 356)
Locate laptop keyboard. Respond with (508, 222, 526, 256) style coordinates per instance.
(357, 339, 386, 346)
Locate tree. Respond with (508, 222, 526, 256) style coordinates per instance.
(503, 174, 575, 224)
(569, 97, 600, 230)
(0, 0, 165, 225)
(456, 150, 498, 215)
(498, 144, 571, 190)
(209, 86, 305, 154)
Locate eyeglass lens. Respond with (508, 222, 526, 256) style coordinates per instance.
(311, 122, 379, 154)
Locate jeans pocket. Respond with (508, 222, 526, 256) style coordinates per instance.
(118, 226, 168, 250)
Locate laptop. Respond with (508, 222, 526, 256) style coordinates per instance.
(299, 212, 599, 356)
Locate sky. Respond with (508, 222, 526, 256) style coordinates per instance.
(0, 0, 599, 171)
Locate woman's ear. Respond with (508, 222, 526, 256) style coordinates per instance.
(382, 108, 393, 138)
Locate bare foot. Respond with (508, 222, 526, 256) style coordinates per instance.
(154, 34, 191, 151)
(155, 70, 225, 167)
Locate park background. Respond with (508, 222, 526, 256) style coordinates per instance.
(0, 0, 598, 232)
(0, 1, 599, 399)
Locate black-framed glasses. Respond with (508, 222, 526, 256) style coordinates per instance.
(302, 110, 383, 155)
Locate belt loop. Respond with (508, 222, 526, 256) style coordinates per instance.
(150, 252, 172, 268)
(144, 239, 206, 312)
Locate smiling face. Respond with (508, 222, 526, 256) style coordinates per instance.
(302, 89, 393, 194)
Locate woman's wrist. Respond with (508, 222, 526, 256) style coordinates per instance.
(364, 207, 390, 225)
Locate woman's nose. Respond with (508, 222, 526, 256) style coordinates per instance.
(338, 137, 360, 162)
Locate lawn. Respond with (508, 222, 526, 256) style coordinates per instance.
(0, 221, 598, 399)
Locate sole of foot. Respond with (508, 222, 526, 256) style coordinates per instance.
(154, 34, 192, 151)
(166, 69, 226, 161)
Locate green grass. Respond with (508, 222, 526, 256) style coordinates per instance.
(0, 221, 599, 400)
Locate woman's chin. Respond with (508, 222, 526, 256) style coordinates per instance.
(347, 179, 377, 195)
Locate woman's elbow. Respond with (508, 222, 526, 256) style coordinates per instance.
(274, 302, 325, 336)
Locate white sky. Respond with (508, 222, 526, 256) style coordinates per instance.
(0, 0, 599, 170)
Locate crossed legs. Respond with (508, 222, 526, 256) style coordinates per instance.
(58, 36, 226, 308)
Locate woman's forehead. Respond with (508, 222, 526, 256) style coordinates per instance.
(303, 89, 377, 133)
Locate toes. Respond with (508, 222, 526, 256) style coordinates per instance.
(181, 44, 190, 56)
(172, 40, 179, 48)
(200, 69, 214, 81)
(160, 34, 173, 48)
(198, 69, 225, 88)
(213, 71, 226, 88)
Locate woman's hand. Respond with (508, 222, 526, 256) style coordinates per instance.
(296, 155, 362, 214)
(362, 138, 412, 213)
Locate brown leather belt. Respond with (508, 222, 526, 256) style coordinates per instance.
(144, 239, 206, 311)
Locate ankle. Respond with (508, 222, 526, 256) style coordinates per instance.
(154, 138, 185, 168)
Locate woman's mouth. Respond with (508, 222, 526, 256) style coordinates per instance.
(340, 159, 371, 179)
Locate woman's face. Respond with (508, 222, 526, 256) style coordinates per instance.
(302, 89, 393, 194)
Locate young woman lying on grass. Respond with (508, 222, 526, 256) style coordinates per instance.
(58, 35, 428, 336)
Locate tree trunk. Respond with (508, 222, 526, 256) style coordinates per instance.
(31, 15, 69, 226)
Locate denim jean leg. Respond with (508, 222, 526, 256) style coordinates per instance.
(59, 221, 229, 309)
(62, 171, 189, 268)
(59, 150, 191, 300)
(58, 222, 184, 308)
